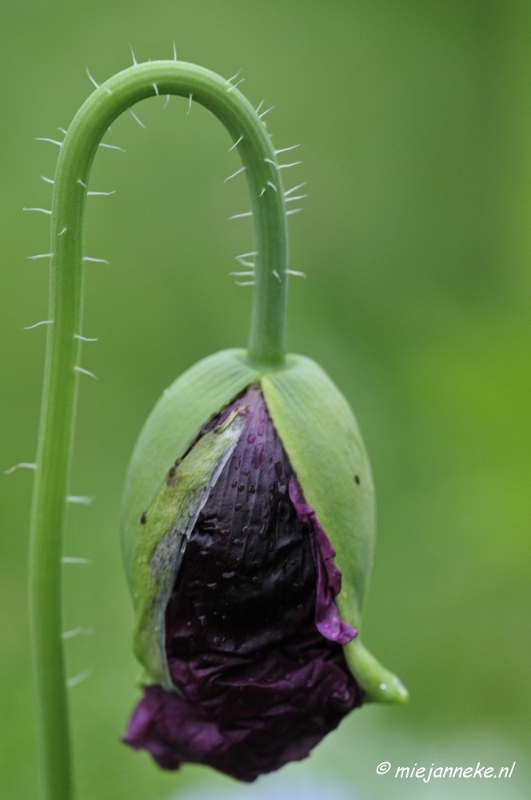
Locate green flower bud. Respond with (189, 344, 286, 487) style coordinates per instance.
(121, 348, 408, 705)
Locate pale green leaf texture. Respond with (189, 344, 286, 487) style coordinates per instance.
(120, 349, 259, 581)
(130, 408, 246, 688)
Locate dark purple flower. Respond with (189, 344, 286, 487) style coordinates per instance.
(123, 387, 364, 781)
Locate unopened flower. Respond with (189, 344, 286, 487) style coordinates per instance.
(120, 350, 407, 782)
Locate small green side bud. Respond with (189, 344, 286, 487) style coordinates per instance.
(346, 639, 409, 704)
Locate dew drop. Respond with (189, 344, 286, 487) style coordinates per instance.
(222, 571, 236, 579)
(247, 434, 256, 443)
(235, 502, 242, 511)
(198, 615, 207, 626)
(249, 484, 256, 494)
(233, 538, 243, 547)
(242, 525, 249, 537)
(212, 636, 221, 646)
(231, 479, 238, 488)
(207, 582, 218, 589)
(243, 467, 250, 476)
(238, 483, 245, 492)
(251, 575, 258, 584)
(252, 444, 264, 468)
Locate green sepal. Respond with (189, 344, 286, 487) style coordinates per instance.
(121, 349, 259, 585)
(261, 354, 374, 625)
(261, 354, 407, 704)
(345, 639, 408, 704)
(129, 408, 246, 688)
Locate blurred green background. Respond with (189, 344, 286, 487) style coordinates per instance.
(2, 1, 531, 798)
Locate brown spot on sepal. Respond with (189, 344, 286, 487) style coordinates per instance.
(140, 512, 147, 525)
(166, 458, 182, 488)
(354, 475, 361, 485)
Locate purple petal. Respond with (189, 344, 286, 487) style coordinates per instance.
(124, 634, 360, 781)
(289, 477, 357, 646)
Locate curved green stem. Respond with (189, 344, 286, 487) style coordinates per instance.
(29, 61, 289, 800)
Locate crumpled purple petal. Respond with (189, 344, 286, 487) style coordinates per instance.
(288, 477, 357, 646)
(123, 387, 364, 782)
(124, 633, 359, 781)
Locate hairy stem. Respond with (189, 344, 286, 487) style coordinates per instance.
(29, 61, 289, 800)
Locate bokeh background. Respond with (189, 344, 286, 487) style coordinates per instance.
(2, 1, 531, 798)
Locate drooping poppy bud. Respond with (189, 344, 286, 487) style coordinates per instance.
(120, 349, 407, 782)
